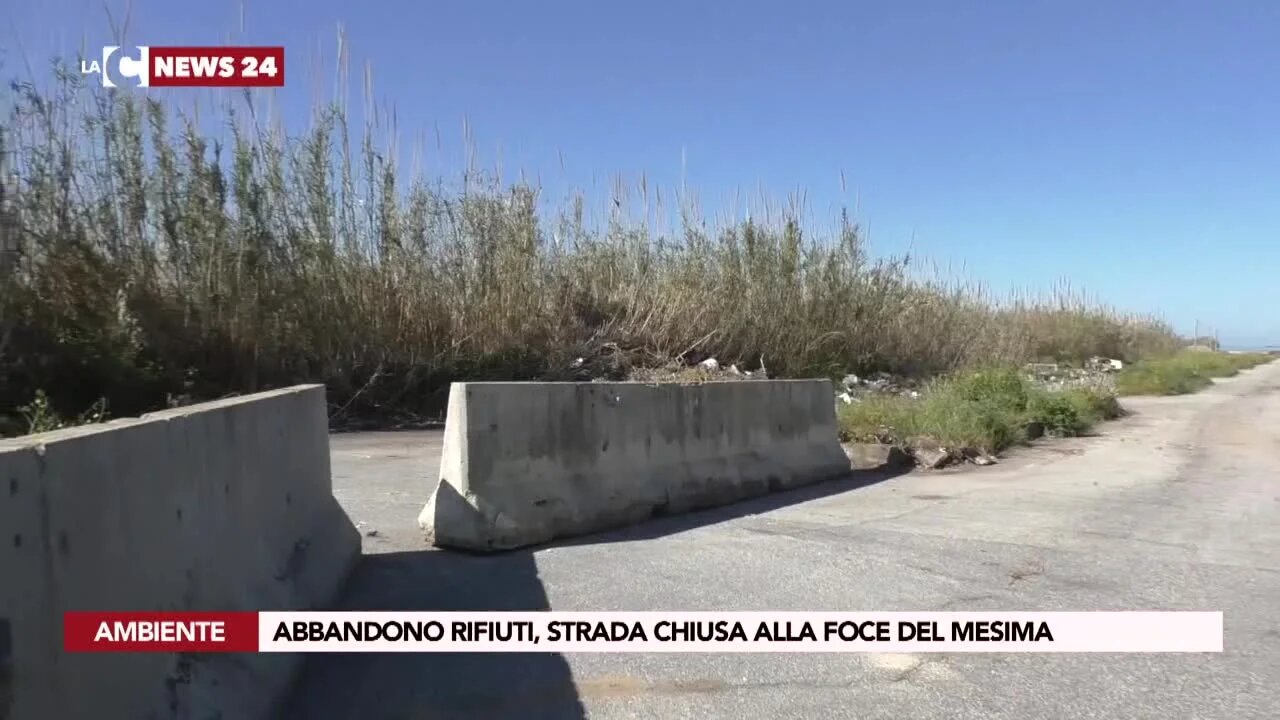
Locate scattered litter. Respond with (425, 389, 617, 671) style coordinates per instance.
(1087, 356, 1125, 372)
(1024, 361, 1120, 392)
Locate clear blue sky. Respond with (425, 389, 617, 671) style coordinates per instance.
(7, 0, 1279, 346)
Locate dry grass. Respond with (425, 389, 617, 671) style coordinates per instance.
(0, 66, 1182, 434)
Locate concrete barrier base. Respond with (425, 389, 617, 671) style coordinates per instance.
(419, 380, 851, 551)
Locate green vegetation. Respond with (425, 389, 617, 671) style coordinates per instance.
(1115, 362, 1213, 396)
(0, 64, 1185, 435)
(1062, 387, 1124, 423)
(1116, 351, 1274, 396)
(15, 390, 109, 435)
(837, 368, 1121, 454)
(838, 350, 1273, 457)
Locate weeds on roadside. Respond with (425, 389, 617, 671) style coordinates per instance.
(837, 368, 1119, 454)
(1116, 351, 1273, 396)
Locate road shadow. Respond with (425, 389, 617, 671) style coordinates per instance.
(280, 549, 585, 720)
(282, 462, 909, 718)
(545, 463, 912, 549)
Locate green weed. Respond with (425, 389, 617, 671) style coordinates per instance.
(838, 369, 1119, 454)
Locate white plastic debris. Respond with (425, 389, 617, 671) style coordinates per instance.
(699, 358, 720, 371)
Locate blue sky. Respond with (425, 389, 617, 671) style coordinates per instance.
(7, 0, 1279, 346)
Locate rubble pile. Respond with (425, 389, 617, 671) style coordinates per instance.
(836, 358, 1128, 472)
(622, 357, 771, 384)
(1022, 357, 1123, 393)
(835, 358, 1126, 406)
(835, 372, 922, 404)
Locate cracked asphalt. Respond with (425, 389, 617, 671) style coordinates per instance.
(286, 360, 1280, 719)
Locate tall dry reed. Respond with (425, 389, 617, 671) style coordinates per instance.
(0, 64, 1181, 432)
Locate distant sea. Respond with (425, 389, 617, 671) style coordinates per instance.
(1223, 345, 1280, 352)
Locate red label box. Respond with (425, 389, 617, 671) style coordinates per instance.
(63, 611, 260, 652)
(148, 47, 284, 87)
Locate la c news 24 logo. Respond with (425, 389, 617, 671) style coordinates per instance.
(81, 46, 285, 88)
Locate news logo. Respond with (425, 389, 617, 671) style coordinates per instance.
(80, 46, 284, 88)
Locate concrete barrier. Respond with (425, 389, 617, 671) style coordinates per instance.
(0, 385, 360, 720)
(419, 380, 851, 551)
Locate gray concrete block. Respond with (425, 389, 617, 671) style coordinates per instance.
(419, 380, 852, 551)
(0, 385, 361, 720)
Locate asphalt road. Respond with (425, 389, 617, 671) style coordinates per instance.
(286, 361, 1280, 719)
